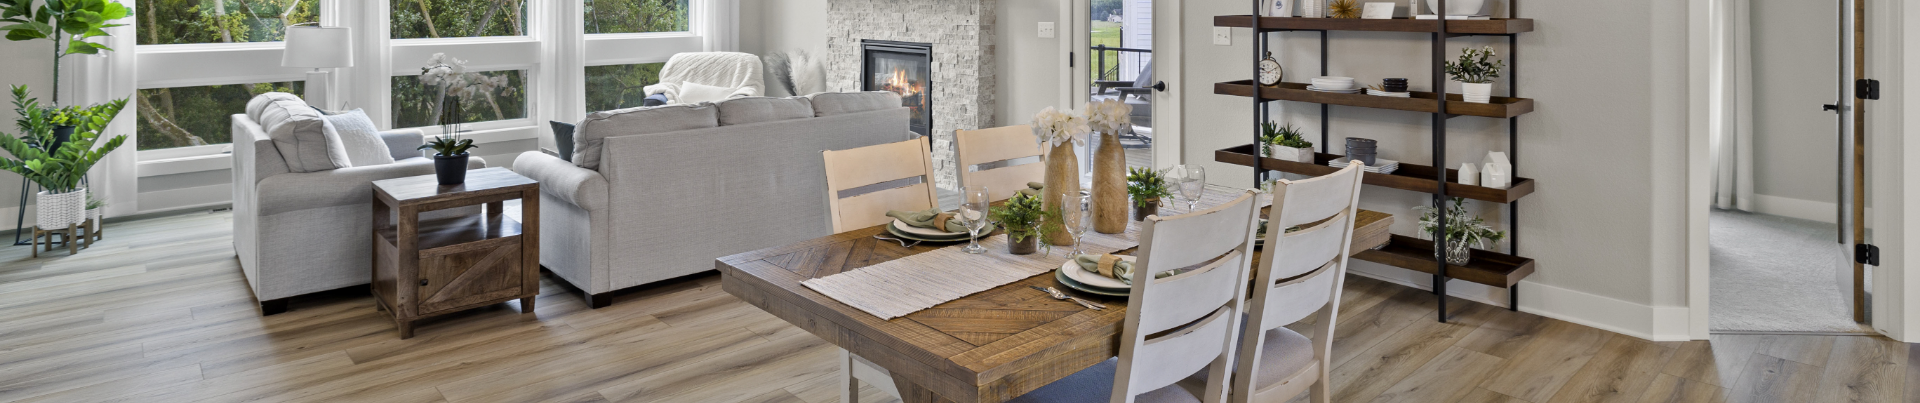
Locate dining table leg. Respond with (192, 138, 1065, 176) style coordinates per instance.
(889, 373, 962, 403)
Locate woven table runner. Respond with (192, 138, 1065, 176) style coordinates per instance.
(802, 189, 1245, 320)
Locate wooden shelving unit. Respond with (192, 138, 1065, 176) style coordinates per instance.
(1214, 1, 1537, 323)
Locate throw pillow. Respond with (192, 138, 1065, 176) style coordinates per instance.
(678, 82, 735, 104)
(256, 96, 352, 172)
(549, 121, 576, 162)
(322, 109, 397, 167)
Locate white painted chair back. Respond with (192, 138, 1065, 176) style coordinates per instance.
(955, 125, 1045, 202)
(822, 138, 939, 234)
(1111, 190, 1262, 403)
(1232, 163, 1365, 403)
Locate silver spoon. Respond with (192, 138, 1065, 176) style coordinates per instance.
(1030, 286, 1105, 310)
(873, 235, 919, 248)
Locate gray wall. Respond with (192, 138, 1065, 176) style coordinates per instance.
(739, 0, 830, 56)
(0, 33, 55, 212)
(1751, 0, 1840, 205)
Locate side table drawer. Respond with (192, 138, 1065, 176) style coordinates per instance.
(417, 236, 526, 316)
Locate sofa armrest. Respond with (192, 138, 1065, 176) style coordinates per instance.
(379, 129, 426, 161)
(255, 156, 487, 216)
(513, 151, 606, 211)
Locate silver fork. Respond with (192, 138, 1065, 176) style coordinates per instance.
(873, 235, 919, 248)
(1030, 286, 1106, 310)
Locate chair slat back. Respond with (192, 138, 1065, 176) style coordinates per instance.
(822, 138, 938, 233)
(1110, 190, 1260, 402)
(955, 125, 1044, 202)
(1231, 163, 1365, 403)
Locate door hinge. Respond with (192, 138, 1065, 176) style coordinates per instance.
(1856, 79, 1881, 100)
(1855, 244, 1880, 265)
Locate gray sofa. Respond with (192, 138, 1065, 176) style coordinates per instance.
(232, 95, 484, 315)
(514, 92, 911, 307)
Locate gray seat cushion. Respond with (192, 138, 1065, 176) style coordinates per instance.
(1006, 358, 1205, 403)
(321, 109, 395, 167)
(808, 91, 902, 117)
(714, 96, 813, 126)
(253, 92, 349, 173)
(572, 103, 719, 170)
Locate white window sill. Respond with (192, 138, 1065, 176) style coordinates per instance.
(137, 153, 233, 178)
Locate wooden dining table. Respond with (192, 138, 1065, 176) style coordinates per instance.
(717, 199, 1389, 403)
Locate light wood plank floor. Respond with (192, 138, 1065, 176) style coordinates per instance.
(1, 210, 1915, 402)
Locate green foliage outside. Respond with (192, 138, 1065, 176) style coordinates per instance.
(136, 82, 301, 150)
(585, 63, 665, 112)
(390, 0, 526, 39)
(586, 0, 688, 34)
(1092, 0, 1123, 20)
(1090, 21, 1121, 82)
(391, 71, 526, 129)
(135, 0, 318, 45)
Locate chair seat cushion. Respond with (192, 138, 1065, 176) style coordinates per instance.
(1007, 358, 1205, 403)
(1251, 327, 1317, 390)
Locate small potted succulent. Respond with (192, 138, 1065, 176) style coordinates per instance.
(1415, 198, 1506, 266)
(419, 133, 477, 185)
(1259, 121, 1314, 163)
(990, 192, 1060, 255)
(1126, 167, 1172, 221)
(1445, 46, 1504, 104)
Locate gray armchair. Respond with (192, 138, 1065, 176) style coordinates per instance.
(231, 101, 484, 315)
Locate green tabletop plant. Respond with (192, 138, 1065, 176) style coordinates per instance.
(1126, 167, 1171, 221)
(1259, 121, 1314, 163)
(990, 192, 1060, 255)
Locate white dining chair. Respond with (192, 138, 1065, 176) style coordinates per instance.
(955, 124, 1044, 202)
(1007, 190, 1263, 403)
(1230, 163, 1365, 403)
(821, 137, 939, 234)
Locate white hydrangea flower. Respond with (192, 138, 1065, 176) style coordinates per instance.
(1030, 106, 1090, 148)
(1085, 98, 1133, 134)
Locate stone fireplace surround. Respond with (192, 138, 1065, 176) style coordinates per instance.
(826, 0, 997, 193)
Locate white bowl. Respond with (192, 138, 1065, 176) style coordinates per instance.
(1312, 76, 1355, 83)
(1422, 0, 1487, 16)
(1310, 82, 1354, 91)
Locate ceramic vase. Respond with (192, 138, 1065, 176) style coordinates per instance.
(1267, 144, 1315, 163)
(36, 188, 84, 230)
(1435, 238, 1473, 266)
(1459, 82, 1493, 103)
(1008, 234, 1039, 255)
(1092, 131, 1127, 234)
(1042, 141, 1081, 246)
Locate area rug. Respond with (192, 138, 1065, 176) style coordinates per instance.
(1709, 209, 1871, 333)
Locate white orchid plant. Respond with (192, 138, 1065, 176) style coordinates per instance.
(1030, 106, 1090, 149)
(418, 53, 516, 123)
(1084, 98, 1133, 135)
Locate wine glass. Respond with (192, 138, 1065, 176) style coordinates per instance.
(1061, 193, 1092, 257)
(958, 186, 991, 254)
(1167, 165, 1208, 212)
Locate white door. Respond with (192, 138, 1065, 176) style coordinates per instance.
(1067, 0, 1180, 170)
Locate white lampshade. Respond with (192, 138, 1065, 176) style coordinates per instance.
(282, 26, 354, 69)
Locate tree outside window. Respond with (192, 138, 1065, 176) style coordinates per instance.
(586, 0, 689, 34)
(585, 63, 664, 112)
(390, 0, 528, 39)
(391, 70, 528, 129)
(137, 0, 320, 45)
(136, 82, 303, 150)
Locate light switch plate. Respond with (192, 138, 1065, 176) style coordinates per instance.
(1213, 27, 1232, 45)
(1039, 22, 1056, 39)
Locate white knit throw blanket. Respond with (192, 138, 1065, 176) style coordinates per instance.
(643, 52, 765, 104)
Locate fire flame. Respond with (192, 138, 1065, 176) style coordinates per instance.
(881, 68, 924, 98)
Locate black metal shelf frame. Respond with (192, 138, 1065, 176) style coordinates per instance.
(1245, 0, 1523, 323)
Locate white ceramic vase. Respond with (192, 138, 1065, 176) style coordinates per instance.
(1459, 81, 1493, 103)
(36, 188, 85, 230)
(1421, 0, 1486, 16)
(1267, 144, 1315, 163)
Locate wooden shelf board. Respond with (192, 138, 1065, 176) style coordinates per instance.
(1214, 81, 1534, 119)
(1214, 15, 1535, 35)
(1353, 235, 1536, 288)
(378, 214, 523, 253)
(1215, 144, 1536, 203)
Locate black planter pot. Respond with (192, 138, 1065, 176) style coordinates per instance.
(434, 153, 470, 185)
(49, 125, 74, 151)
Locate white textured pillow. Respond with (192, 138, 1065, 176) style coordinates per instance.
(256, 97, 351, 172)
(321, 109, 396, 167)
(678, 82, 735, 104)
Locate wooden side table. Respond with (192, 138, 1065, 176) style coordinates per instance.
(371, 168, 540, 339)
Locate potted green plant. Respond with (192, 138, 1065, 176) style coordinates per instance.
(0, 97, 127, 230)
(0, 0, 132, 107)
(1259, 121, 1314, 163)
(1415, 198, 1506, 266)
(419, 133, 477, 185)
(1126, 167, 1172, 221)
(1445, 46, 1504, 104)
(990, 192, 1060, 255)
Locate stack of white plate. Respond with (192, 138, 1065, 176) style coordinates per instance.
(1366, 89, 1411, 97)
(1328, 157, 1400, 174)
(1307, 76, 1358, 93)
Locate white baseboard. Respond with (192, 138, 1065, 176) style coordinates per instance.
(1749, 194, 1841, 224)
(1350, 262, 1692, 341)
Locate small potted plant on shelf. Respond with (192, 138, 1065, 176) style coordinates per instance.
(1259, 121, 1314, 163)
(1415, 197, 1505, 266)
(1444, 46, 1504, 104)
(990, 192, 1060, 255)
(1126, 167, 1172, 221)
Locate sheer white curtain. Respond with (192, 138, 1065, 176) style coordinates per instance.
(1710, 0, 1754, 211)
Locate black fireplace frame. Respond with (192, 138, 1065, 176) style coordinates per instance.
(860, 39, 934, 137)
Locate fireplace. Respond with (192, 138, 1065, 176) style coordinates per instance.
(860, 40, 933, 137)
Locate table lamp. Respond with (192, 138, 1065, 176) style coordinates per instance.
(282, 24, 354, 110)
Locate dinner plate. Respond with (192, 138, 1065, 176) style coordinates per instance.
(889, 217, 975, 238)
(1058, 255, 1136, 290)
(885, 222, 997, 243)
(1055, 268, 1130, 297)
